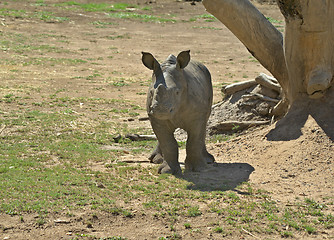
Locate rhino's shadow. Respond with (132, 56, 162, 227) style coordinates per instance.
(180, 163, 255, 192)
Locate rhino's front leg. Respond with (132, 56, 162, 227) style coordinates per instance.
(185, 124, 209, 172)
(150, 121, 181, 175)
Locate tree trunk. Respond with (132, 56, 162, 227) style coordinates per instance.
(277, 0, 334, 101)
(202, 0, 289, 95)
(203, 0, 334, 140)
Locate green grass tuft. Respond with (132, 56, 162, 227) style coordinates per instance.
(109, 12, 176, 23)
(55, 1, 136, 12)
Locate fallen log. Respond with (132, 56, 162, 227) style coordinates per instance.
(209, 120, 270, 134)
(125, 134, 157, 141)
(242, 92, 280, 103)
(255, 73, 281, 93)
(222, 80, 257, 95)
(138, 116, 149, 121)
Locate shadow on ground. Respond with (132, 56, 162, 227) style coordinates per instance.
(182, 163, 255, 192)
(266, 90, 334, 141)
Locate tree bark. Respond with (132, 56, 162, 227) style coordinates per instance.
(203, 0, 334, 140)
(277, 0, 334, 100)
(272, 0, 334, 140)
(222, 79, 257, 95)
(202, 0, 289, 96)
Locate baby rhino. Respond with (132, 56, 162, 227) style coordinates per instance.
(142, 50, 215, 175)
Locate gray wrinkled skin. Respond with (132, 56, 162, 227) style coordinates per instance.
(142, 50, 215, 175)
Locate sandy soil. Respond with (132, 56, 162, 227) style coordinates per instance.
(0, 0, 333, 239)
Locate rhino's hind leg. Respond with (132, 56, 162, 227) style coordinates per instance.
(148, 143, 163, 164)
(185, 153, 208, 172)
(158, 161, 172, 174)
(203, 147, 215, 164)
(184, 154, 207, 172)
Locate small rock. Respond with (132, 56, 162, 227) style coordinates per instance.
(54, 219, 70, 224)
(95, 182, 105, 188)
(256, 102, 270, 116)
(113, 135, 122, 143)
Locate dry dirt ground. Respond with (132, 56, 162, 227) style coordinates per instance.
(0, 0, 333, 239)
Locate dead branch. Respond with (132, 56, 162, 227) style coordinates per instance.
(222, 80, 257, 95)
(212, 101, 224, 109)
(242, 227, 260, 239)
(209, 120, 270, 133)
(138, 116, 149, 121)
(242, 93, 280, 103)
(125, 134, 157, 141)
(270, 98, 289, 116)
(255, 73, 281, 93)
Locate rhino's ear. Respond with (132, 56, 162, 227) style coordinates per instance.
(142, 52, 160, 71)
(176, 50, 190, 69)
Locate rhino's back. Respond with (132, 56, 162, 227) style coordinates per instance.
(184, 60, 213, 108)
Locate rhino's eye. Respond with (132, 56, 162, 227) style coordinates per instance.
(175, 90, 179, 95)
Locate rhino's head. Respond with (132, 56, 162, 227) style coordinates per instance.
(142, 50, 190, 120)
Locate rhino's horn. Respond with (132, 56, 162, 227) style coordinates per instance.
(156, 83, 167, 93)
